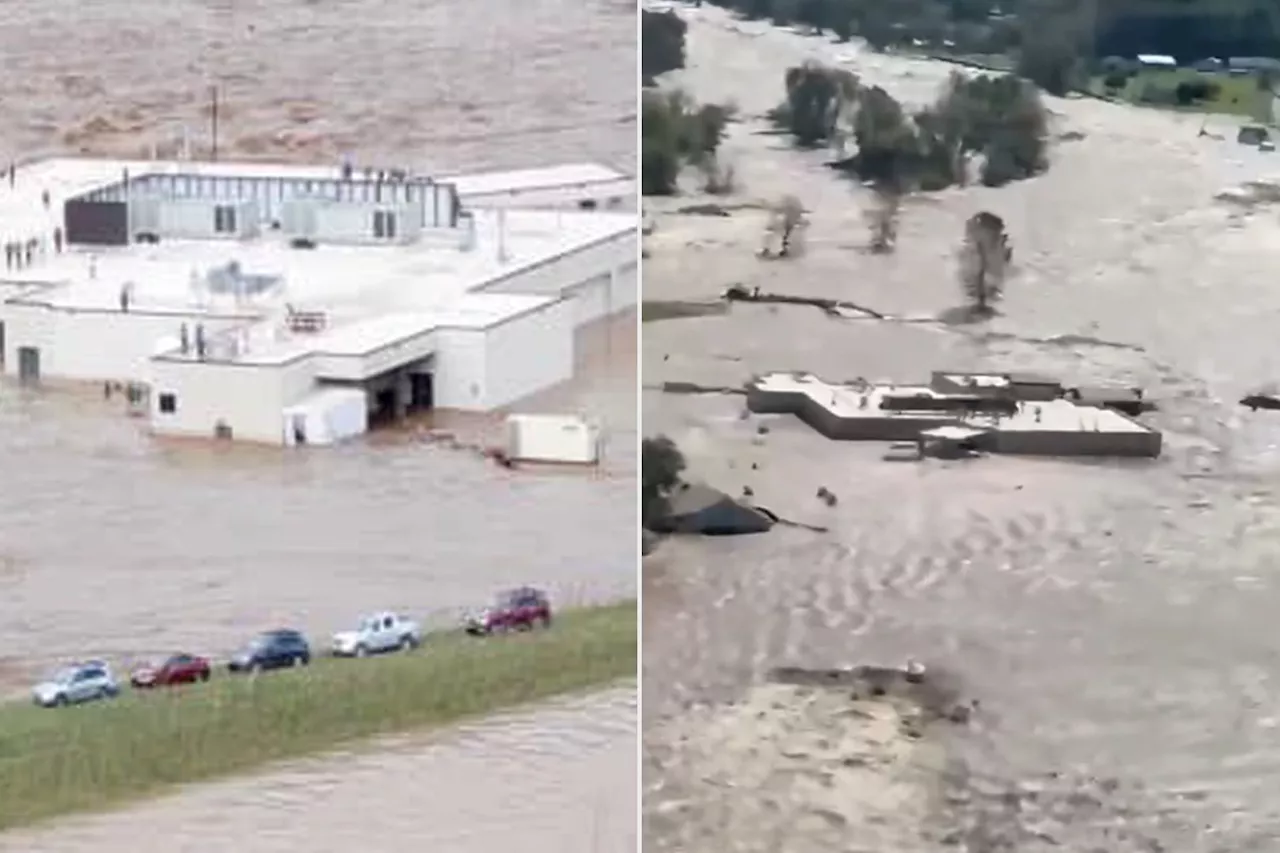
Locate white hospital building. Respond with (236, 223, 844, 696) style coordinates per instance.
(0, 157, 637, 445)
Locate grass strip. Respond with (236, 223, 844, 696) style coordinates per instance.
(0, 600, 636, 831)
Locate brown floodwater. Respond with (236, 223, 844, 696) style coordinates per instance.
(0, 0, 636, 847)
(643, 6, 1280, 851)
(0, 0, 636, 671)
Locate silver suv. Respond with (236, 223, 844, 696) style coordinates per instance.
(32, 661, 120, 708)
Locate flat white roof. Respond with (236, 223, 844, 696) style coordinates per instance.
(942, 373, 1009, 388)
(0, 156, 634, 360)
(997, 399, 1148, 434)
(754, 373, 942, 419)
(6, 212, 619, 317)
(1137, 54, 1176, 66)
(444, 163, 629, 198)
(303, 294, 557, 357)
(753, 373, 1153, 434)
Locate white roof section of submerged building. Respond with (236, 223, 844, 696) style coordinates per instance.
(747, 372, 1162, 457)
(0, 156, 638, 445)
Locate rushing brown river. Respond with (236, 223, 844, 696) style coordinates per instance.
(0, 0, 636, 848)
(643, 6, 1280, 851)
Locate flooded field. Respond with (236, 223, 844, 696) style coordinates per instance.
(0, 0, 636, 847)
(644, 6, 1280, 850)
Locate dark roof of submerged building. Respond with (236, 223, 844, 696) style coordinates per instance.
(649, 483, 775, 536)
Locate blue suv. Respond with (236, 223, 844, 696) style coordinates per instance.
(228, 629, 311, 674)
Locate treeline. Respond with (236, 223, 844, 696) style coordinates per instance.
(696, 0, 1280, 88)
(773, 63, 1049, 190)
(701, 0, 1023, 55)
(1093, 1, 1280, 62)
(643, 9, 687, 85)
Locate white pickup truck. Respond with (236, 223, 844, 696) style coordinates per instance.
(331, 612, 422, 657)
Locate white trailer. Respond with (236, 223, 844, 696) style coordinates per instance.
(505, 413, 601, 464)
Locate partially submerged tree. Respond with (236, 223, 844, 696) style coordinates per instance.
(777, 62, 859, 146)
(866, 183, 902, 253)
(642, 90, 734, 196)
(642, 10, 688, 85)
(700, 157, 737, 195)
(958, 211, 1011, 316)
(642, 436, 687, 530)
(761, 194, 807, 259)
(780, 66, 1049, 193)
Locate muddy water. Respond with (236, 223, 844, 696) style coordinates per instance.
(644, 6, 1280, 851)
(0, 0, 636, 846)
(2, 0, 635, 172)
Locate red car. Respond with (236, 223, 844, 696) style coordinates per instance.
(130, 653, 212, 688)
(465, 587, 553, 635)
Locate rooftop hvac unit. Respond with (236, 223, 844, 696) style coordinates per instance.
(205, 261, 283, 300)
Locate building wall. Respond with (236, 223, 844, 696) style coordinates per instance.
(474, 222, 637, 320)
(128, 198, 260, 241)
(482, 298, 574, 409)
(432, 328, 487, 409)
(0, 303, 247, 382)
(990, 428, 1162, 458)
(560, 260, 639, 326)
(430, 300, 573, 411)
(148, 355, 316, 444)
(308, 201, 423, 246)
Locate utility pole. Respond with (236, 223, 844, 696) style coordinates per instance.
(210, 85, 219, 162)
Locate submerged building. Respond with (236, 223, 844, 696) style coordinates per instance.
(0, 157, 637, 445)
(748, 370, 1163, 458)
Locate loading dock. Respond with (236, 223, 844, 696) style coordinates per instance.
(320, 359, 434, 430)
(409, 371, 434, 411)
(17, 346, 39, 384)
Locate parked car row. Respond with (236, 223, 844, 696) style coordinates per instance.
(30, 588, 554, 709)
